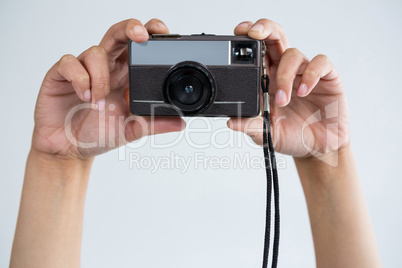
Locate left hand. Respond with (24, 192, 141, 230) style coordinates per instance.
(32, 19, 185, 160)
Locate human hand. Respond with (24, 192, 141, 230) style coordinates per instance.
(227, 19, 350, 158)
(32, 19, 185, 160)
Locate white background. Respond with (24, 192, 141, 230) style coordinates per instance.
(1, 0, 401, 267)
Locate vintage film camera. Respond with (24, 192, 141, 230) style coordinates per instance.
(129, 34, 262, 117)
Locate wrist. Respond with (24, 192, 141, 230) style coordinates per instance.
(12, 148, 92, 267)
(294, 141, 351, 166)
(27, 148, 94, 185)
(293, 144, 354, 186)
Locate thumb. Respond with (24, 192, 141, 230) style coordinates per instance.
(125, 116, 186, 142)
(227, 116, 265, 146)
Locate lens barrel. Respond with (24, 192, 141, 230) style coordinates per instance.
(163, 61, 216, 115)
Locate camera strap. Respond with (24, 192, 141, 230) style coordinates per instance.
(261, 43, 280, 268)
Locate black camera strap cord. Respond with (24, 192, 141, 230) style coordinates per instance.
(261, 46, 280, 268)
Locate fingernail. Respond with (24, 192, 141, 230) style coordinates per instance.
(97, 99, 106, 112)
(236, 22, 250, 28)
(226, 119, 234, 129)
(297, 83, 308, 96)
(249, 24, 265, 34)
(83, 89, 91, 102)
(133, 25, 147, 36)
(275, 90, 287, 106)
(179, 119, 186, 130)
(157, 22, 167, 28)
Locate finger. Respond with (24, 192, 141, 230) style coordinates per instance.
(99, 19, 148, 62)
(49, 54, 91, 102)
(275, 48, 309, 106)
(227, 116, 264, 146)
(248, 18, 289, 66)
(233, 21, 254, 35)
(125, 116, 186, 142)
(144, 18, 169, 34)
(298, 54, 338, 97)
(78, 46, 110, 111)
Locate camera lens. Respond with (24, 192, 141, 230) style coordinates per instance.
(171, 76, 203, 105)
(164, 61, 216, 115)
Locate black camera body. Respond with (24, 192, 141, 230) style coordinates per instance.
(129, 34, 262, 117)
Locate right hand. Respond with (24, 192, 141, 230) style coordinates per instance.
(32, 19, 185, 160)
(228, 19, 350, 159)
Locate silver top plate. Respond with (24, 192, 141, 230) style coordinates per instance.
(130, 40, 231, 66)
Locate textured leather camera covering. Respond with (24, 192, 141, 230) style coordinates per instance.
(129, 66, 260, 117)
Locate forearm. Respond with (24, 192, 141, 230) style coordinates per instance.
(10, 149, 93, 268)
(294, 145, 381, 268)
